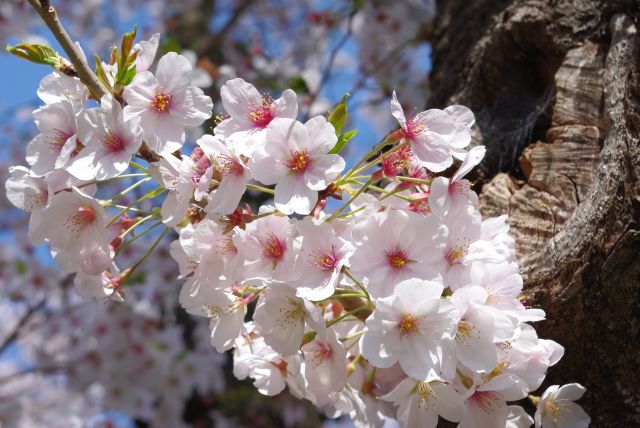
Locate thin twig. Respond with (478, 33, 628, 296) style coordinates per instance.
(0, 299, 46, 356)
(26, 0, 107, 100)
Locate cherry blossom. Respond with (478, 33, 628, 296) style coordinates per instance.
(67, 94, 143, 180)
(360, 278, 458, 381)
(429, 145, 486, 216)
(293, 217, 355, 301)
(26, 98, 81, 176)
(380, 378, 466, 428)
(197, 134, 252, 216)
(215, 77, 298, 156)
(534, 383, 590, 428)
(390, 91, 459, 172)
(123, 52, 213, 154)
(250, 117, 345, 215)
(349, 208, 447, 298)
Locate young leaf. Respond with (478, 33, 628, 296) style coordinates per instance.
(7, 43, 62, 67)
(328, 93, 349, 134)
(329, 128, 357, 154)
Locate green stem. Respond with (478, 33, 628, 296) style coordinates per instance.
(129, 161, 149, 173)
(116, 221, 164, 254)
(326, 178, 373, 222)
(339, 329, 367, 343)
(103, 177, 151, 206)
(124, 227, 169, 276)
(119, 215, 153, 238)
(105, 187, 165, 228)
(395, 176, 431, 185)
(342, 267, 370, 301)
(251, 210, 278, 220)
(246, 183, 275, 195)
(77, 173, 148, 189)
(327, 305, 371, 327)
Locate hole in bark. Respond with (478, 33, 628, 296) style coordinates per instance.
(467, 22, 563, 182)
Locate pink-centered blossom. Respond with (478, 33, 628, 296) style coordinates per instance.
(67, 94, 143, 181)
(390, 91, 457, 172)
(250, 117, 345, 215)
(123, 52, 213, 154)
(215, 77, 298, 156)
(349, 208, 447, 298)
(360, 278, 458, 381)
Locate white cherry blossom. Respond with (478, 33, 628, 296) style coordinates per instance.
(535, 383, 590, 428)
(360, 278, 458, 381)
(67, 94, 143, 180)
(349, 208, 447, 298)
(380, 378, 466, 428)
(123, 52, 213, 154)
(215, 77, 298, 156)
(250, 117, 345, 215)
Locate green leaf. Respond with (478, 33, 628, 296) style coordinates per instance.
(94, 54, 112, 93)
(7, 43, 61, 67)
(328, 93, 349, 134)
(329, 128, 357, 154)
(120, 25, 137, 60)
(120, 65, 137, 86)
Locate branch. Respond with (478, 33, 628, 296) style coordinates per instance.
(26, 0, 107, 100)
(0, 299, 46, 356)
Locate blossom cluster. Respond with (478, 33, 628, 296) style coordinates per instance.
(5, 31, 590, 428)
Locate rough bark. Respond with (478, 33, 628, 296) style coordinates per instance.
(431, 0, 639, 425)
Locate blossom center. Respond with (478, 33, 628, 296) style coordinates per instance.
(310, 342, 333, 367)
(445, 244, 468, 265)
(286, 150, 311, 174)
(217, 154, 244, 177)
(403, 116, 426, 140)
(544, 398, 566, 422)
(456, 320, 479, 344)
(471, 391, 502, 414)
(151, 89, 172, 113)
(261, 232, 286, 261)
(48, 129, 71, 152)
(65, 205, 96, 233)
(386, 247, 410, 270)
(247, 97, 274, 128)
(398, 313, 419, 336)
(102, 132, 126, 154)
(416, 382, 435, 408)
(312, 247, 339, 271)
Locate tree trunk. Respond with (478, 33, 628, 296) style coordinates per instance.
(430, 1, 640, 425)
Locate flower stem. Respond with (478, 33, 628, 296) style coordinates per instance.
(77, 173, 148, 189)
(123, 226, 169, 276)
(116, 221, 163, 254)
(105, 186, 164, 228)
(339, 329, 367, 343)
(102, 177, 151, 206)
(326, 178, 373, 222)
(246, 183, 275, 195)
(341, 267, 370, 301)
(119, 215, 154, 238)
(327, 305, 371, 327)
(129, 161, 149, 173)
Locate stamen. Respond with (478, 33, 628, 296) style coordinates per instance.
(386, 247, 411, 270)
(151, 89, 172, 113)
(246, 96, 274, 128)
(398, 313, 419, 336)
(285, 150, 311, 174)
